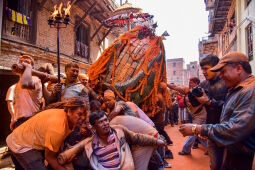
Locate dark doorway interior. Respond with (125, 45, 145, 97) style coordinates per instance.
(0, 72, 19, 146)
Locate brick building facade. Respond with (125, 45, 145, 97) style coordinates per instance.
(1, 0, 119, 73)
(166, 58, 199, 86)
(0, 0, 119, 145)
(185, 61, 200, 84)
(166, 58, 185, 85)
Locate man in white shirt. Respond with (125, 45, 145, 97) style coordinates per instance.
(6, 84, 16, 130)
(11, 55, 42, 129)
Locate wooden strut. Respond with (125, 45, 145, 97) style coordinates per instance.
(71, 0, 78, 6)
(90, 11, 105, 15)
(75, 1, 98, 30)
(98, 28, 112, 46)
(92, 23, 102, 45)
(91, 23, 104, 41)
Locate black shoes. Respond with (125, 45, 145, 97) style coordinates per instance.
(178, 151, 191, 155)
(167, 140, 173, 146)
(192, 143, 198, 149)
(163, 160, 172, 168)
(165, 149, 174, 159)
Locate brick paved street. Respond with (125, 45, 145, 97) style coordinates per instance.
(164, 124, 210, 170)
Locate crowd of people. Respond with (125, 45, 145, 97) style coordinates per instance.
(5, 51, 255, 170)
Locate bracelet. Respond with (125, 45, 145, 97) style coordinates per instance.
(192, 124, 197, 135)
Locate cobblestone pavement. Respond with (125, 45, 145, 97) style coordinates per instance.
(164, 124, 210, 170)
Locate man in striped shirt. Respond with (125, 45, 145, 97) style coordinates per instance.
(84, 110, 166, 170)
(93, 130, 120, 169)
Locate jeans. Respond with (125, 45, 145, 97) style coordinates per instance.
(169, 106, 176, 125)
(207, 139, 224, 170)
(11, 149, 47, 170)
(182, 135, 207, 154)
(188, 114, 193, 123)
(182, 118, 206, 154)
(179, 107, 185, 122)
(165, 109, 170, 125)
(149, 150, 164, 170)
(173, 106, 178, 123)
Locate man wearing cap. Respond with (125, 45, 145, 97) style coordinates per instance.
(179, 52, 255, 169)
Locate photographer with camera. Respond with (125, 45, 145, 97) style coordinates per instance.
(179, 52, 255, 169)
(167, 77, 208, 155)
(195, 55, 228, 170)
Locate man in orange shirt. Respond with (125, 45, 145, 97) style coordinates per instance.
(6, 97, 88, 170)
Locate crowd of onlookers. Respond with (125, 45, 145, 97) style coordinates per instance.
(5, 51, 255, 170)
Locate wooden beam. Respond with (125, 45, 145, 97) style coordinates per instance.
(75, 1, 97, 30)
(91, 23, 104, 40)
(93, 15, 109, 27)
(98, 28, 112, 46)
(71, 0, 78, 6)
(0, 0, 3, 54)
(31, 0, 38, 44)
(92, 22, 102, 44)
(38, 0, 47, 10)
(90, 11, 106, 15)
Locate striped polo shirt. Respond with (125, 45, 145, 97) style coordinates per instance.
(93, 130, 120, 169)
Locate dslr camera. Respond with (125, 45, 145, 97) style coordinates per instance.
(187, 87, 208, 107)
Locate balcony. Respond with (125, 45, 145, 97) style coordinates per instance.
(209, 0, 233, 34)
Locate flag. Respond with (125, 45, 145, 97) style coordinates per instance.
(6, 7, 32, 26)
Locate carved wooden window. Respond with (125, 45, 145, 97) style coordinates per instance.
(3, 0, 32, 42)
(8, 0, 31, 16)
(173, 62, 176, 67)
(247, 24, 253, 61)
(75, 24, 90, 58)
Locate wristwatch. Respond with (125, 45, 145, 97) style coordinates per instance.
(192, 124, 197, 135)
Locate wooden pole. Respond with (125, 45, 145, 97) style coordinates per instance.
(91, 23, 103, 41)
(75, 1, 97, 30)
(98, 28, 112, 46)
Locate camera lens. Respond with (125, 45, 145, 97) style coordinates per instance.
(192, 88, 203, 97)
